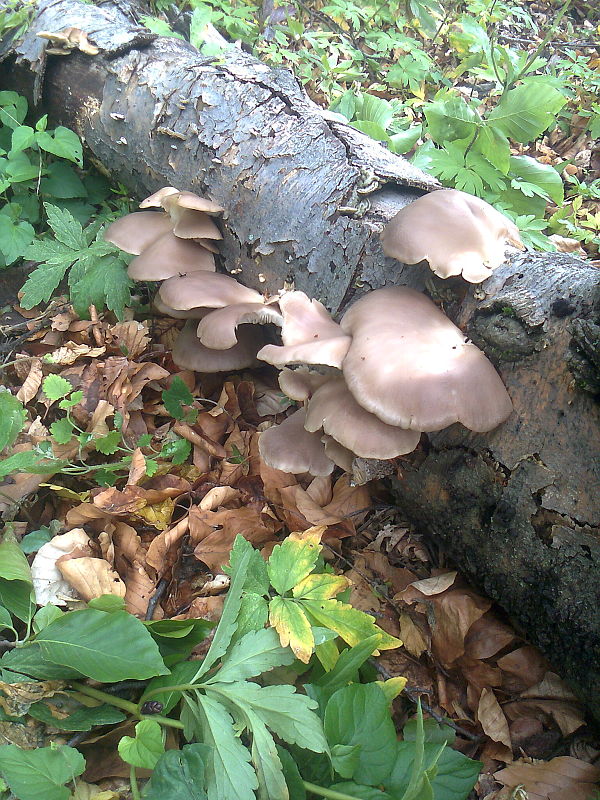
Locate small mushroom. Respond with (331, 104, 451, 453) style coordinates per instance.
(381, 189, 524, 283)
(140, 187, 224, 240)
(340, 287, 513, 432)
(258, 407, 334, 476)
(127, 232, 215, 281)
(159, 272, 264, 311)
(103, 211, 174, 255)
(278, 367, 331, 401)
(304, 377, 421, 459)
(196, 303, 283, 349)
(172, 320, 264, 372)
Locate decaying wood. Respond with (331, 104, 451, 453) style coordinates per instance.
(1, 0, 599, 720)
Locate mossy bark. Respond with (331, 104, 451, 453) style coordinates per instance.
(1, 0, 599, 721)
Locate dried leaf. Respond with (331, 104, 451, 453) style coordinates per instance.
(58, 557, 126, 602)
(16, 358, 43, 403)
(478, 688, 512, 749)
(495, 756, 600, 800)
(31, 528, 94, 605)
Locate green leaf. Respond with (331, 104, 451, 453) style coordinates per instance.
(159, 436, 192, 465)
(0, 744, 85, 800)
(94, 430, 122, 455)
(28, 700, 125, 731)
(231, 592, 269, 644)
(424, 93, 479, 145)
(87, 594, 126, 612)
(389, 125, 422, 155)
(269, 595, 314, 663)
(36, 126, 83, 166)
(331, 744, 361, 779)
(211, 683, 328, 752)
(0, 539, 34, 622)
(277, 746, 306, 800)
(19, 258, 72, 309)
(300, 598, 400, 651)
(330, 783, 392, 799)
(118, 719, 164, 769)
(508, 154, 564, 204)
(0, 643, 83, 681)
(477, 125, 510, 174)
(0, 606, 14, 633)
(226, 535, 270, 596)
(142, 660, 200, 714)
(0, 392, 26, 452)
(43, 374, 73, 401)
(0, 450, 64, 480)
(324, 684, 397, 785)
(487, 78, 566, 144)
(69, 249, 132, 321)
(351, 120, 391, 143)
(50, 417, 74, 445)
(248, 709, 289, 800)
(186, 693, 257, 800)
(5, 151, 40, 182)
(194, 539, 251, 680)
(32, 604, 63, 633)
(359, 94, 395, 129)
(162, 377, 194, 420)
(146, 618, 214, 666)
(311, 634, 382, 704)
(268, 536, 321, 595)
(0, 215, 35, 264)
(35, 608, 169, 681)
(387, 743, 481, 800)
(43, 202, 86, 249)
(40, 161, 87, 199)
(206, 628, 294, 684)
(142, 745, 210, 800)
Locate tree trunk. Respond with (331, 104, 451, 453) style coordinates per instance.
(2, 0, 599, 720)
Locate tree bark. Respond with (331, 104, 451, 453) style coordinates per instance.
(1, 0, 599, 720)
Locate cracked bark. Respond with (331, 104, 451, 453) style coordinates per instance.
(1, 0, 599, 720)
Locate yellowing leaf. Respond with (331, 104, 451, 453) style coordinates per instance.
(135, 498, 175, 531)
(292, 573, 349, 601)
(39, 484, 90, 502)
(377, 677, 408, 704)
(301, 598, 401, 652)
(267, 527, 326, 595)
(269, 596, 314, 664)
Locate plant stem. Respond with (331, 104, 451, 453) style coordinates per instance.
(302, 782, 363, 800)
(130, 765, 141, 800)
(71, 681, 184, 730)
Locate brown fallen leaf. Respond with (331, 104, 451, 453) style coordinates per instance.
(16, 358, 43, 403)
(478, 688, 512, 749)
(127, 448, 147, 486)
(494, 756, 600, 800)
(58, 557, 127, 603)
(464, 612, 517, 660)
(0, 681, 65, 716)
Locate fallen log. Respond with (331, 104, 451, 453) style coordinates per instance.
(1, 0, 599, 720)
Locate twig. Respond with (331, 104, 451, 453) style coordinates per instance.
(145, 577, 169, 620)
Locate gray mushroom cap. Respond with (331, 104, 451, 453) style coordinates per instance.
(258, 407, 334, 477)
(172, 319, 264, 372)
(381, 189, 524, 283)
(340, 287, 513, 432)
(127, 232, 215, 281)
(159, 273, 264, 311)
(304, 377, 421, 459)
(103, 211, 174, 255)
(197, 303, 283, 350)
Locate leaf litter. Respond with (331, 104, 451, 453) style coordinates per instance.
(0, 298, 598, 800)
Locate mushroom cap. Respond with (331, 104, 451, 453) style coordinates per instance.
(103, 211, 174, 255)
(258, 407, 334, 476)
(278, 367, 332, 402)
(340, 287, 513, 433)
(196, 303, 283, 350)
(257, 336, 351, 369)
(127, 232, 216, 281)
(159, 273, 264, 311)
(381, 189, 524, 283)
(140, 187, 223, 215)
(139, 187, 179, 208)
(168, 207, 223, 240)
(172, 319, 264, 372)
(304, 378, 421, 459)
(323, 435, 354, 472)
(154, 296, 208, 319)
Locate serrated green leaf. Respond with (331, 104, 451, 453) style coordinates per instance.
(159, 436, 192, 465)
(0, 392, 26, 452)
(43, 203, 86, 249)
(268, 535, 322, 595)
(231, 592, 269, 645)
(211, 682, 328, 753)
(0, 450, 63, 480)
(248, 709, 289, 800)
(50, 417, 74, 445)
(207, 628, 294, 684)
(0, 216, 35, 264)
(143, 745, 210, 800)
(0, 744, 85, 800)
(269, 595, 314, 663)
(186, 693, 257, 800)
(35, 608, 168, 681)
(300, 598, 401, 652)
(68, 251, 132, 320)
(162, 376, 194, 420)
(43, 374, 73, 401)
(36, 126, 83, 166)
(94, 430, 122, 455)
(118, 719, 164, 769)
(28, 699, 125, 731)
(325, 684, 397, 786)
(487, 78, 566, 144)
(226, 535, 270, 596)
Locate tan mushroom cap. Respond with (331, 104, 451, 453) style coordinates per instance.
(196, 303, 283, 350)
(278, 367, 332, 402)
(257, 337, 351, 369)
(381, 189, 525, 283)
(323, 436, 354, 472)
(103, 211, 173, 255)
(340, 287, 513, 433)
(140, 187, 224, 215)
(173, 319, 264, 372)
(127, 232, 216, 281)
(159, 272, 264, 311)
(167, 208, 223, 241)
(304, 378, 421, 459)
(154, 296, 207, 319)
(258, 407, 334, 477)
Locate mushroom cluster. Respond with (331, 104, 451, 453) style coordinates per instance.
(104, 187, 283, 371)
(257, 288, 512, 476)
(105, 185, 516, 479)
